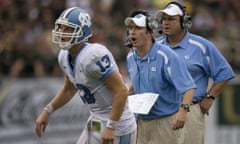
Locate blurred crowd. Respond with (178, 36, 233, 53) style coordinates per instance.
(0, 0, 239, 79)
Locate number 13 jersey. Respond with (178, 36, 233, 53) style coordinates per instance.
(58, 42, 136, 136)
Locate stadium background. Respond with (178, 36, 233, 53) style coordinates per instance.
(0, 0, 239, 144)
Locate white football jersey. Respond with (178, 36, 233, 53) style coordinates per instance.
(58, 43, 136, 136)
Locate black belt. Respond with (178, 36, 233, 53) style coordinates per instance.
(191, 100, 201, 105)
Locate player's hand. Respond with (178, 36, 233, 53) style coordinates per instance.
(35, 110, 49, 138)
(100, 127, 115, 144)
(171, 109, 187, 130)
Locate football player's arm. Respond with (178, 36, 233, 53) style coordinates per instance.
(104, 70, 129, 122)
(100, 70, 128, 143)
(128, 84, 135, 95)
(35, 76, 77, 137)
(47, 76, 77, 111)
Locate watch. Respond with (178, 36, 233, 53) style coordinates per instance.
(205, 93, 215, 100)
(180, 104, 190, 112)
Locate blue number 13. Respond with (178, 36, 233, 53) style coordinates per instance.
(96, 55, 111, 72)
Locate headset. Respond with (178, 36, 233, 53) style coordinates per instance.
(162, 1, 192, 30)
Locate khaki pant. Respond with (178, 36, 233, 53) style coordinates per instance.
(184, 104, 206, 144)
(136, 115, 184, 144)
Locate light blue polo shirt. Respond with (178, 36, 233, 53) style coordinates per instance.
(156, 32, 235, 102)
(126, 42, 196, 119)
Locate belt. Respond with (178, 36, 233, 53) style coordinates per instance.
(191, 100, 201, 105)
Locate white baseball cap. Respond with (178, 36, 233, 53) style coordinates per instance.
(160, 4, 183, 16)
(124, 14, 146, 27)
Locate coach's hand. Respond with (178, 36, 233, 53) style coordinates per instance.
(35, 110, 49, 138)
(200, 98, 214, 115)
(172, 109, 187, 130)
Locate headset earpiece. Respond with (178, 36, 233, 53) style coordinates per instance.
(147, 16, 162, 31)
(182, 14, 192, 30)
(147, 15, 163, 35)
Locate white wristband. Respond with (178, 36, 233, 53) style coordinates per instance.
(106, 119, 118, 130)
(43, 104, 54, 114)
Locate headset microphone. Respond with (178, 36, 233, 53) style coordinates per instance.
(125, 30, 133, 48)
(125, 38, 133, 48)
